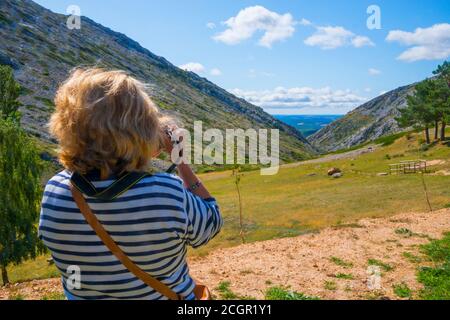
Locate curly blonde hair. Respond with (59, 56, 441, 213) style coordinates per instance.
(49, 68, 166, 177)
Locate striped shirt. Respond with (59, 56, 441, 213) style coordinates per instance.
(38, 170, 223, 300)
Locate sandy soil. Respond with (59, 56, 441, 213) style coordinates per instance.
(1, 208, 449, 300)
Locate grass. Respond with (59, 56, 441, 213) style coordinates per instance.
(41, 292, 66, 300)
(33, 96, 54, 109)
(324, 281, 337, 291)
(402, 252, 423, 264)
(216, 281, 237, 300)
(335, 273, 354, 280)
(395, 228, 414, 237)
(193, 129, 450, 256)
(215, 281, 256, 300)
(393, 283, 413, 299)
(265, 286, 319, 300)
(8, 294, 26, 300)
(368, 259, 394, 272)
(330, 256, 353, 268)
(417, 232, 450, 300)
(2, 255, 59, 286)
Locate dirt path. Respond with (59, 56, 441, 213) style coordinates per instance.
(282, 145, 379, 169)
(1, 209, 449, 300)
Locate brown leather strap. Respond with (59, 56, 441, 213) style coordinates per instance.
(70, 184, 182, 300)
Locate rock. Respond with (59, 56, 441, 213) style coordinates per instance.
(328, 168, 342, 176)
(377, 172, 388, 176)
(306, 173, 317, 177)
(332, 172, 343, 178)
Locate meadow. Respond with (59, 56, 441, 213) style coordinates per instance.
(196, 129, 450, 255)
(3, 129, 450, 284)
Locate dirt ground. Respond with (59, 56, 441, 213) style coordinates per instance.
(1, 208, 449, 300)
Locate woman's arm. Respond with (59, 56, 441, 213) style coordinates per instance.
(176, 163, 212, 200)
(162, 126, 212, 199)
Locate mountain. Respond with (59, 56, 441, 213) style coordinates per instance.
(0, 0, 315, 162)
(308, 83, 416, 152)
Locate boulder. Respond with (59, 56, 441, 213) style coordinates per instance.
(328, 168, 342, 176)
(332, 172, 343, 178)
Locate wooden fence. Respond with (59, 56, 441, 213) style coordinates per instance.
(389, 160, 427, 175)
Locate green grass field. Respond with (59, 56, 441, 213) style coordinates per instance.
(195, 130, 450, 255)
(3, 129, 450, 284)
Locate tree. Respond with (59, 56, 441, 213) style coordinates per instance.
(432, 61, 450, 140)
(397, 80, 436, 144)
(0, 65, 21, 121)
(431, 78, 450, 141)
(433, 61, 450, 88)
(0, 119, 44, 285)
(0, 65, 43, 286)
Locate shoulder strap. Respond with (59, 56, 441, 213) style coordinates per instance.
(71, 171, 151, 201)
(70, 184, 182, 300)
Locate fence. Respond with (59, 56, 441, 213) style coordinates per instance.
(389, 160, 427, 175)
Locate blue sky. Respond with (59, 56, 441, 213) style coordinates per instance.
(34, 0, 450, 115)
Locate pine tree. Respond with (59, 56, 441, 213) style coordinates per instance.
(433, 61, 450, 140)
(397, 80, 435, 144)
(0, 65, 44, 286)
(0, 65, 21, 121)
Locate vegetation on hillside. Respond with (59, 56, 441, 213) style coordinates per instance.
(397, 61, 450, 144)
(0, 0, 314, 161)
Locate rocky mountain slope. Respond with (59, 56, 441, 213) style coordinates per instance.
(308, 84, 416, 152)
(0, 0, 315, 161)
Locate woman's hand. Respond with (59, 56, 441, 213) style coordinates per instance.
(162, 126, 184, 163)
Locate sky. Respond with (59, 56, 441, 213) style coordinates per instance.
(34, 0, 450, 115)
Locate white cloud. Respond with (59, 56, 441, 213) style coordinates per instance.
(206, 22, 216, 29)
(352, 36, 375, 48)
(229, 86, 367, 114)
(368, 68, 381, 76)
(178, 62, 205, 73)
(213, 6, 296, 48)
(210, 68, 222, 76)
(305, 26, 374, 50)
(386, 23, 450, 62)
(299, 18, 312, 26)
(364, 87, 372, 93)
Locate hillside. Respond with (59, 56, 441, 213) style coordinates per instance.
(0, 0, 315, 161)
(308, 84, 416, 152)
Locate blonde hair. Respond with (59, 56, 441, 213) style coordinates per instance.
(50, 68, 166, 177)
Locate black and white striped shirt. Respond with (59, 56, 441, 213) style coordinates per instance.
(38, 170, 223, 300)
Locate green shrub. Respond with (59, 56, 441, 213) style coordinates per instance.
(265, 287, 319, 300)
(417, 232, 450, 300)
(368, 259, 394, 272)
(330, 256, 353, 268)
(393, 283, 412, 298)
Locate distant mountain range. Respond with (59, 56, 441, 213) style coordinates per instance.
(308, 84, 416, 152)
(0, 0, 315, 162)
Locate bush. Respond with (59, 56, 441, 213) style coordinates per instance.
(417, 232, 450, 300)
(265, 287, 319, 300)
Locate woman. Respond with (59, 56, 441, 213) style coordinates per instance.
(39, 68, 223, 300)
